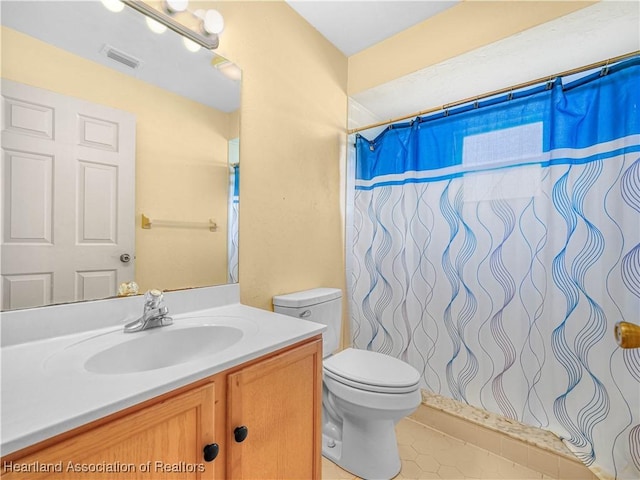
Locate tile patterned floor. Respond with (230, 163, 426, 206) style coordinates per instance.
(322, 418, 551, 480)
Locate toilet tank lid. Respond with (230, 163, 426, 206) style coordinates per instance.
(273, 288, 342, 308)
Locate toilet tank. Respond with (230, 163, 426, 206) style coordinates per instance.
(273, 288, 342, 357)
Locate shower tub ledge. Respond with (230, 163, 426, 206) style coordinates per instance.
(410, 390, 601, 480)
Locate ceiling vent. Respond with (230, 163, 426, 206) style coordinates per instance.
(101, 44, 141, 70)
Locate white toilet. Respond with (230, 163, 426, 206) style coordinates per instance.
(273, 288, 421, 480)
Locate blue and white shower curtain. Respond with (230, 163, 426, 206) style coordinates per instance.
(228, 163, 239, 283)
(351, 59, 640, 479)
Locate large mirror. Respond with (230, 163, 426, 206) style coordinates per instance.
(0, 0, 241, 311)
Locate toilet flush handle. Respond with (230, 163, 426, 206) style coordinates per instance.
(299, 310, 311, 318)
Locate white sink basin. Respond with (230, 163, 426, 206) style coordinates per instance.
(43, 316, 259, 375)
(85, 325, 243, 374)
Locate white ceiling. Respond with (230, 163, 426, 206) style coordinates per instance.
(0, 1, 240, 112)
(286, 0, 459, 56)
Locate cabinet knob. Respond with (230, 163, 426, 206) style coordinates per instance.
(203, 443, 219, 462)
(234, 425, 249, 443)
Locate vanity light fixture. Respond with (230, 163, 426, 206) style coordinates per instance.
(164, 0, 188, 14)
(182, 37, 201, 53)
(195, 9, 225, 36)
(145, 16, 167, 34)
(121, 0, 220, 50)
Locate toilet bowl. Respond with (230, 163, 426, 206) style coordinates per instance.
(273, 288, 421, 480)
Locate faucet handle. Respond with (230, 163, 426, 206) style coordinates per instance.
(144, 289, 164, 309)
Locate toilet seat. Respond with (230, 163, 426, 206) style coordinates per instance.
(324, 348, 420, 394)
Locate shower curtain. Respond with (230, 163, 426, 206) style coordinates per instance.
(351, 58, 640, 479)
(228, 163, 239, 283)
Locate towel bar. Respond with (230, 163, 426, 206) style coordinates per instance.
(141, 214, 217, 232)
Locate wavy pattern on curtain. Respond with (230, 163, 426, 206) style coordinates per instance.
(351, 59, 640, 479)
(228, 164, 239, 283)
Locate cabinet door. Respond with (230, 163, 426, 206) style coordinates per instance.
(2, 382, 217, 480)
(227, 338, 322, 480)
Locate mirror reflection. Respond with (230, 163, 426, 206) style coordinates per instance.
(0, 0, 241, 311)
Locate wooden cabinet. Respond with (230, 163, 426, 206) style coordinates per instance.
(227, 337, 322, 479)
(1, 336, 322, 480)
(1, 382, 216, 480)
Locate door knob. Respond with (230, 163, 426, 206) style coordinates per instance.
(203, 443, 219, 462)
(234, 425, 248, 443)
(120, 253, 131, 263)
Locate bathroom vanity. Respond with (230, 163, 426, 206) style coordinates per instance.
(1, 285, 324, 479)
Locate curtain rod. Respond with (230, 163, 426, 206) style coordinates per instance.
(348, 50, 640, 136)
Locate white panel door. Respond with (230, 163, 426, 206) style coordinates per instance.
(1, 79, 135, 310)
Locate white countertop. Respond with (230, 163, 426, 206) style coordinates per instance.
(1, 302, 325, 456)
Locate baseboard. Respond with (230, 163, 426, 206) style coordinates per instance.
(409, 390, 599, 480)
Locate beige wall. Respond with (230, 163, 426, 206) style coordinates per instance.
(205, 1, 350, 311)
(1, 26, 232, 293)
(348, 0, 597, 95)
(135, 0, 596, 325)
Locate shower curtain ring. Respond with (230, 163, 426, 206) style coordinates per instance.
(600, 60, 610, 77)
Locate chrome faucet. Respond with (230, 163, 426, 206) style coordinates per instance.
(124, 289, 173, 333)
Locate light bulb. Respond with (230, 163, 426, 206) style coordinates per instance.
(164, 0, 188, 14)
(182, 37, 201, 53)
(101, 0, 124, 13)
(202, 9, 224, 35)
(145, 17, 167, 34)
